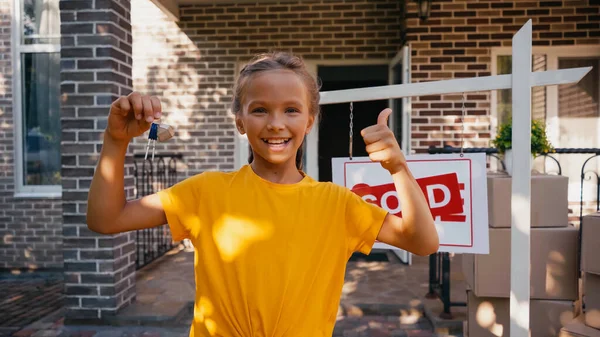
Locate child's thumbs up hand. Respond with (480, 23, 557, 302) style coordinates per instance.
(361, 108, 407, 174)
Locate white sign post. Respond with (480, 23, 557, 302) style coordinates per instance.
(319, 20, 591, 337)
(509, 22, 533, 337)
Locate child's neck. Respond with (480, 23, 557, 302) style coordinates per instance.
(250, 159, 303, 184)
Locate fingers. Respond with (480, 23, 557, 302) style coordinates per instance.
(361, 128, 391, 144)
(368, 147, 394, 162)
(361, 108, 393, 140)
(365, 139, 391, 154)
(111, 96, 131, 117)
(150, 96, 162, 119)
(359, 108, 393, 136)
(127, 92, 142, 120)
(142, 96, 155, 123)
(117, 92, 161, 123)
(377, 108, 392, 126)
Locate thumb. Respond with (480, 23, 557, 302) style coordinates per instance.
(377, 108, 392, 126)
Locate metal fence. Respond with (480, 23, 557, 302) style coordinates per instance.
(425, 146, 600, 318)
(132, 153, 183, 270)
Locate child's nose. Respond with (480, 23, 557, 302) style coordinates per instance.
(267, 113, 285, 131)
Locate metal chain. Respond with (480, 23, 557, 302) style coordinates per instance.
(460, 93, 466, 157)
(349, 102, 354, 160)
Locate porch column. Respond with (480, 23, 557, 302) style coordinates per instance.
(60, 0, 136, 321)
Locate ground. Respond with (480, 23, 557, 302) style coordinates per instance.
(0, 247, 466, 337)
(0, 274, 63, 337)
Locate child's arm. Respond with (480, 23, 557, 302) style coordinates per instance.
(87, 92, 167, 234)
(375, 167, 439, 256)
(361, 108, 439, 256)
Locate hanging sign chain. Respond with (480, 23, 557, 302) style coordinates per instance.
(349, 102, 354, 160)
(460, 93, 466, 157)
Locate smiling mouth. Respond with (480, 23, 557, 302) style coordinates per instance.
(262, 138, 291, 144)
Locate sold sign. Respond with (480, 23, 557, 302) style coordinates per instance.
(350, 173, 466, 222)
(332, 154, 489, 254)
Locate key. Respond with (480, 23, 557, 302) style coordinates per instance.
(145, 123, 158, 161)
(157, 123, 175, 142)
(144, 121, 175, 161)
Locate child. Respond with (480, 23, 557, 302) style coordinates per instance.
(87, 52, 438, 337)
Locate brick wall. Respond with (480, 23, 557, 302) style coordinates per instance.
(0, 0, 63, 270)
(404, 0, 600, 153)
(131, 0, 404, 177)
(60, 0, 136, 320)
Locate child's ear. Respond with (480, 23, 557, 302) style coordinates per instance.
(305, 114, 316, 135)
(235, 117, 245, 135)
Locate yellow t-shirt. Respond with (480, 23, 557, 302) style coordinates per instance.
(157, 164, 388, 337)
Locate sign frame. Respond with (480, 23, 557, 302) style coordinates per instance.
(332, 153, 489, 255)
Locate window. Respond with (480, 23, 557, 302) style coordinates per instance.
(492, 47, 600, 150)
(557, 58, 599, 119)
(492, 46, 600, 204)
(12, 0, 61, 196)
(495, 54, 547, 125)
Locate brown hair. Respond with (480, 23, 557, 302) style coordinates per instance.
(231, 51, 321, 170)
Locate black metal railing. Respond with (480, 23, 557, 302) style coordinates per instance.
(425, 252, 463, 319)
(425, 146, 600, 318)
(133, 153, 183, 269)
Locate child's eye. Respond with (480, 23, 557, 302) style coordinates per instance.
(251, 108, 266, 114)
(286, 108, 300, 113)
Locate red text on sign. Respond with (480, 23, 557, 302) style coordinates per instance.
(350, 172, 466, 222)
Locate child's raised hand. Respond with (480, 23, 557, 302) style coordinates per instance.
(106, 91, 162, 142)
(361, 108, 407, 174)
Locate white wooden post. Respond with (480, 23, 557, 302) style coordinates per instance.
(510, 20, 532, 337)
(319, 20, 591, 336)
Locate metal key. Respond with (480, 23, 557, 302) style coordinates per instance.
(145, 123, 158, 161)
(144, 122, 176, 161)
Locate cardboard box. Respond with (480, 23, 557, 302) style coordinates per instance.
(584, 273, 600, 330)
(560, 316, 600, 337)
(582, 212, 600, 275)
(467, 291, 575, 337)
(462, 226, 579, 300)
(487, 174, 569, 228)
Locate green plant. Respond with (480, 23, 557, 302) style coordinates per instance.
(492, 118, 554, 155)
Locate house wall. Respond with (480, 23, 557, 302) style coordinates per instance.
(131, 0, 405, 178)
(0, 0, 63, 270)
(404, 0, 600, 153)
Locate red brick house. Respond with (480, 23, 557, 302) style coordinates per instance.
(1, 0, 598, 320)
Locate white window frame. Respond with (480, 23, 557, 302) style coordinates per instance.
(491, 45, 600, 147)
(11, 0, 62, 198)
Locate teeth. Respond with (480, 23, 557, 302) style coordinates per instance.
(263, 138, 289, 144)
